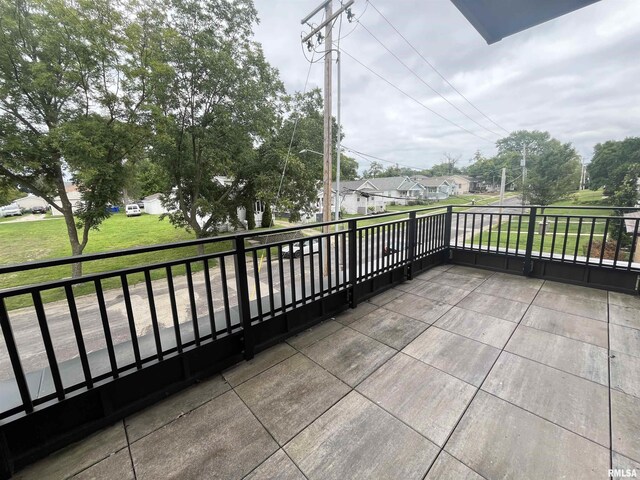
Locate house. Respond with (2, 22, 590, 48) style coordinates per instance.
(412, 176, 454, 199)
(51, 183, 83, 216)
(13, 194, 48, 211)
(142, 193, 168, 215)
(319, 176, 434, 216)
(335, 179, 385, 215)
(143, 189, 265, 230)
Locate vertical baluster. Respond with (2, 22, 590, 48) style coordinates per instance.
(0, 298, 33, 412)
(185, 262, 200, 346)
(94, 280, 119, 377)
(203, 258, 217, 340)
(32, 291, 64, 399)
(165, 266, 183, 353)
(65, 285, 93, 388)
(219, 257, 233, 333)
(144, 270, 163, 360)
(120, 275, 142, 369)
(252, 251, 263, 318)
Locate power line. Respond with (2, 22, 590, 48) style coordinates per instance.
(340, 48, 495, 143)
(357, 20, 502, 138)
(367, 0, 511, 135)
(343, 145, 425, 171)
(274, 49, 317, 222)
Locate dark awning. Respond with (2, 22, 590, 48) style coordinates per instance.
(450, 0, 601, 44)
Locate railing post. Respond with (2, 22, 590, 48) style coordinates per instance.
(234, 236, 255, 360)
(443, 205, 453, 264)
(407, 212, 417, 280)
(348, 219, 358, 308)
(523, 206, 537, 276)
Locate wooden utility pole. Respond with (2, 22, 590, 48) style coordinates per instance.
(322, 0, 333, 231)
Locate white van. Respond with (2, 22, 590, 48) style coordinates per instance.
(125, 204, 141, 217)
(0, 203, 22, 217)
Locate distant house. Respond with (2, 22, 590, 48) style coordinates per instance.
(144, 185, 265, 230)
(413, 175, 472, 195)
(318, 176, 435, 216)
(412, 176, 454, 199)
(142, 193, 168, 215)
(51, 183, 83, 216)
(14, 194, 48, 211)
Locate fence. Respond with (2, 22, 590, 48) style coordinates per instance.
(0, 203, 638, 476)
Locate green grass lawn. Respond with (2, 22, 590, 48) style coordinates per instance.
(465, 189, 628, 258)
(0, 213, 235, 309)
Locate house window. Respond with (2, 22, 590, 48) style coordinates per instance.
(254, 200, 264, 213)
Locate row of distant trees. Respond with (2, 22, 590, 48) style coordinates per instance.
(362, 130, 583, 206)
(0, 0, 356, 275)
(363, 131, 640, 208)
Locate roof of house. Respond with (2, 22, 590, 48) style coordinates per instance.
(143, 193, 163, 201)
(415, 177, 454, 187)
(367, 176, 414, 192)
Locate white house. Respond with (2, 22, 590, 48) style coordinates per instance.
(143, 190, 265, 229)
(142, 193, 168, 215)
(51, 183, 84, 216)
(319, 176, 434, 216)
(414, 177, 454, 199)
(14, 194, 48, 211)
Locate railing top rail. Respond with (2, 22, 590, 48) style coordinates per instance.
(0, 203, 636, 275)
(0, 205, 445, 274)
(452, 204, 639, 211)
(0, 248, 235, 298)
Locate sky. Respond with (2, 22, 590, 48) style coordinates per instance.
(253, 0, 640, 172)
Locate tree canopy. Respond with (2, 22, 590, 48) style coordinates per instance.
(0, 0, 148, 274)
(588, 137, 640, 196)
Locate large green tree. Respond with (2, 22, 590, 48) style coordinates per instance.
(237, 88, 354, 224)
(588, 137, 640, 196)
(143, 0, 282, 239)
(0, 0, 149, 275)
(497, 130, 580, 205)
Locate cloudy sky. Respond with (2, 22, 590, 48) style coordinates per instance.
(253, 0, 640, 171)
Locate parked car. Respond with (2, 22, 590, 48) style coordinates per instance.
(382, 239, 423, 256)
(1, 203, 22, 217)
(31, 205, 47, 214)
(125, 204, 141, 217)
(282, 238, 320, 258)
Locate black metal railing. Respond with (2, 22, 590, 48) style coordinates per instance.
(0, 206, 450, 424)
(450, 205, 640, 274)
(0, 202, 639, 476)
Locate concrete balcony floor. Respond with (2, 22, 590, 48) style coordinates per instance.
(13, 265, 640, 479)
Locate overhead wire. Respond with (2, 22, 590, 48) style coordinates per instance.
(274, 35, 320, 224)
(339, 47, 495, 143)
(367, 0, 511, 135)
(343, 145, 425, 171)
(356, 20, 502, 138)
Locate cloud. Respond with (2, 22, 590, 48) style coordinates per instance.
(253, 0, 640, 170)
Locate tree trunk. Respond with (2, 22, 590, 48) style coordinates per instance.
(53, 163, 85, 277)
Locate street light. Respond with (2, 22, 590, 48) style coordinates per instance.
(299, 149, 323, 156)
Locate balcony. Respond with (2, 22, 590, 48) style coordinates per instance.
(1, 204, 639, 478)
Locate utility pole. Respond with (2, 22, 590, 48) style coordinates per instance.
(301, 0, 353, 275)
(322, 1, 333, 230)
(335, 50, 341, 228)
(499, 167, 506, 212)
(521, 144, 527, 206)
(301, 0, 353, 230)
(580, 162, 587, 190)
